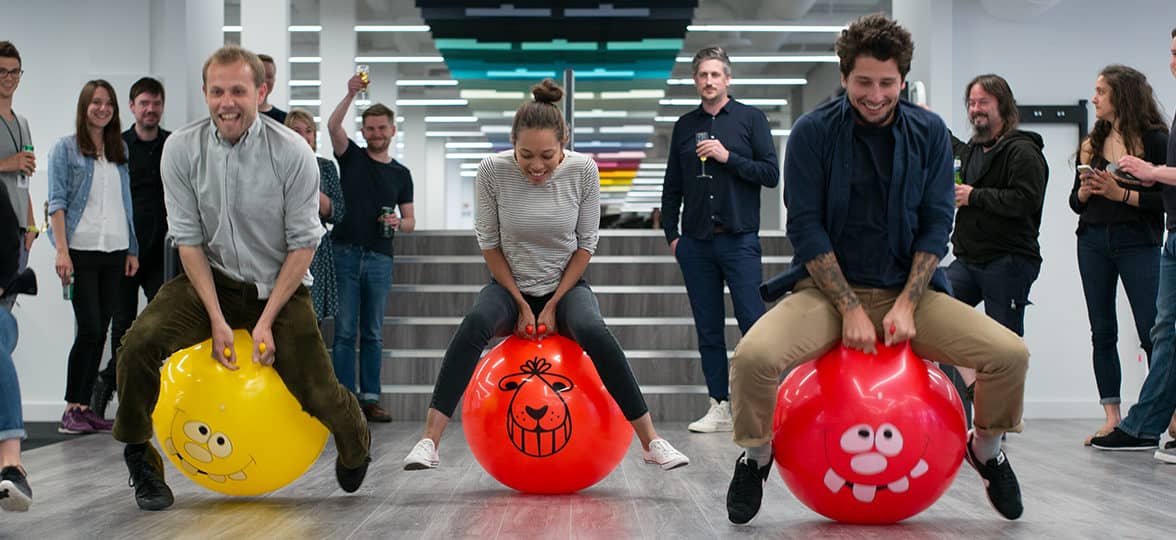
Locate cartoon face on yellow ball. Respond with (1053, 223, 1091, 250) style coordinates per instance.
(161, 409, 254, 484)
(152, 329, 328, 497)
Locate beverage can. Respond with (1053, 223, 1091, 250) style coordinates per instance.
(380, 206, 395, 238)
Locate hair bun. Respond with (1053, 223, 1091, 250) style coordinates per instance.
(531, 78, 564, 104)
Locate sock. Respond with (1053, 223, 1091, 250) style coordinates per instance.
(744, 443, 772, 467)
(971, 431, 1002, 463)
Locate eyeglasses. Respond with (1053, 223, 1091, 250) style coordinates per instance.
(0, 69, 23, 79)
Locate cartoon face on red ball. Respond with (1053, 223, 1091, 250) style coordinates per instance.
(822, 421, 930, 503)
(497, 356, 574, 457)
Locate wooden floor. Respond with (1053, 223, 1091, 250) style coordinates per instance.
(3, 419, 1175, 539)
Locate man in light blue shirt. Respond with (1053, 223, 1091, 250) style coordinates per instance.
(111, 46, 370, 511)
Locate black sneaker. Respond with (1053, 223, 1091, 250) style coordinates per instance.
(125, 443, 174, 511)
(1165, 440, 1176, 450)
(0, 465, 32, 512)
(1090, 428, 1159, 451)
(336, 429, 372, 493)
(90, 370, 116, 419)
(726, 452, 771, 525)
(964, 432, 1022, 520)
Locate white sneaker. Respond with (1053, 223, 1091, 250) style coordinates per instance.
(643, 439, 690, 470)
(403, 438, 440, 470)
(688, 398, 733, 433)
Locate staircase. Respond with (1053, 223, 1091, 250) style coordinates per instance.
(334, 229, 792, 422)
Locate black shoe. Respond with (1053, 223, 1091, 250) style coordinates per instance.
(336, 429, 372, 493)
(125, 443, 174, 511)
(1165, 439, 1176, 450)
(726, 452, 771, 525)
(1090, 428, 1159, 451)
(964, 432, 1023, 520)
(90, 371, 116, 419)
(0, 465, 32, 512)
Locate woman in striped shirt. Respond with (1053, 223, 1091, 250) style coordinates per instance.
(403, 79, 689, 472)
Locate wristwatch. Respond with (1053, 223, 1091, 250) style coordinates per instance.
(25, 224, 38, 238)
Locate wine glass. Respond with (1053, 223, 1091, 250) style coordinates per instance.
(356, 64, 370, 101)
(695, 131, 712, 179)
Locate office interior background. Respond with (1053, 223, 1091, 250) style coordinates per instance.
(4, 0, 1176, 422)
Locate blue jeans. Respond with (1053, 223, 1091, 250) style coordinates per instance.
(1077, 224, 1160, 404)
(676, 232, 766, 400)
(946, 255, 1040, 336)
(1119, 232, 1176, 439)
(331, 243, 394, 401)
(0, 308, 23, 441)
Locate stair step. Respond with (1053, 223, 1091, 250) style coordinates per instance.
(381, 384, 708, 395)
(381, 349, 729, 359)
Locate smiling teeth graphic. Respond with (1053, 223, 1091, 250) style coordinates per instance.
(824, 458, 929, 502)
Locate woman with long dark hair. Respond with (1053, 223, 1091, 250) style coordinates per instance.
(1070, 65, 1170, 444)
(47, 79, 138, 434)
(402, 79, 688, 471)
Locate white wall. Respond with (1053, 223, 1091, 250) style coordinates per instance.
(3, 0, 221, 420)
(948, 0, 1176, 417)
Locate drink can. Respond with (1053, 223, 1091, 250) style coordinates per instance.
(380, 206, 395, 238)
(63, 272, 73, 301)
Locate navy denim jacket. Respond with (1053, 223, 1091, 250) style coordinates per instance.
(762, 95, 953, 302)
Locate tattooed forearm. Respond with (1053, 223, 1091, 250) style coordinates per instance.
(805, 252, 862, 314)
(902, 252, 941, 305)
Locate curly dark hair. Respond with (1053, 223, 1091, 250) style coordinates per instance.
(510, 78, 567, 145)
(835, 13, 914, 78)
(1083, 65, 1167, 166)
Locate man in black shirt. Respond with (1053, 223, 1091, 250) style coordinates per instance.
(91, 77, 171, 419)
(942, 74, 1047, 425)
(661, 47, 779, 433)
(327, 74, 415, 423)
(258, 54, 287, 124)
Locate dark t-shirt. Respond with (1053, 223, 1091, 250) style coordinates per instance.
(260, 106, 287, 124)
(122, 127, 171, 261)
(333, 139, 414, 257)
(838, 123, 906, 289)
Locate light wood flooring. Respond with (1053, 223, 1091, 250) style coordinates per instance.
(2, 419, 1174, 539)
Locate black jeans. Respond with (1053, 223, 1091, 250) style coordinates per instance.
(429, 281, 649, 420)
(64, 249, 125, 404)
(101, 250, 166, 387)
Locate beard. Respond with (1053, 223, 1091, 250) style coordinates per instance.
(971, 115, 995, 143)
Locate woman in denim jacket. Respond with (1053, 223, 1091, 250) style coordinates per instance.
(47, 79, 138, 435)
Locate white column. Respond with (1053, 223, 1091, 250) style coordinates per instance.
(893, 0, 955, 122)
(241, 0, 290, 108)
(398, 106, 425, 207)
(184, 0, 225, 122)
(320, 0, 357, 155)
(423, 128, 448, 229)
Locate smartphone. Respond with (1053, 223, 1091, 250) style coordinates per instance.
(1076, 164, 1095, 175)
(1106, 163, 1141, 183)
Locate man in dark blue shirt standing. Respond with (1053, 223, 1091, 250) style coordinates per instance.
(724, 15, 1028, 525)
(661, 47, 778, 434)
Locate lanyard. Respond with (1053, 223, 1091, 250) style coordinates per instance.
(0, 111, 22, 151)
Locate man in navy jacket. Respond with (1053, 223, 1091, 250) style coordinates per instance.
(725, 14, 1029, 525)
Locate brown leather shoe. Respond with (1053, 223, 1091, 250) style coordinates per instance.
(362, 401, 392, 423)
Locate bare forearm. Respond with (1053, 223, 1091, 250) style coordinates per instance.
(50, 210, 66, 252)
(327, 90, 357, 154)
(482, 247, 527, 308)
(549, 249, 591, 306)
(399, 217, 415, 233)
(25, 196, 34, 228)
(1147, 165, 1176, 186)
(898, 252, 939, 309)
(258, 247, 315, 327)
(178, 245, 226, 325)
(804, 252, 861, 315)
